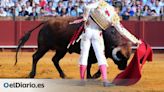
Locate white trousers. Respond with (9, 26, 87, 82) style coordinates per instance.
(79, 26, 107, 66)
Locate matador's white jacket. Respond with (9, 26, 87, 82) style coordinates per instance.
(83, 0, 140, 44)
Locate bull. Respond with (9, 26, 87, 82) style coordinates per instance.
(15, 16, 132, 79)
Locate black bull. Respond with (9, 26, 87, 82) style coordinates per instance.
(15, 16, 132, 79)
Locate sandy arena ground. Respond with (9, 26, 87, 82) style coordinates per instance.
(0, 51, 164, 92)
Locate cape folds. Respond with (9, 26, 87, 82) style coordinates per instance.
(112, 42, 153, 86)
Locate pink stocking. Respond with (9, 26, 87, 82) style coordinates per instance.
(80, 65, 87, 80)
(99, 64, 107, 81)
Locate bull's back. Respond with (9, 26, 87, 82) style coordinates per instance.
(38, 16, 83, 50)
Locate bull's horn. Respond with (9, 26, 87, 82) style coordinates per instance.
(112, 47, 121, 61)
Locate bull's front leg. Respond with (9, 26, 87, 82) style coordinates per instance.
(87, 48, 102, 79)
(87, 63, 101, 79)
(52, 51, 67, 78)
(86, 64, 92, 79)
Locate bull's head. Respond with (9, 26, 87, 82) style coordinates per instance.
(111, 43, 131, 70)
(104, 26, 132, 70)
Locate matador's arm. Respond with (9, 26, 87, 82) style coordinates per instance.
(107, 9, 141, 45)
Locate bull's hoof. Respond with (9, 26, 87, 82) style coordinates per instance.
(60, 74, 66, 79)
(92, 73, 101, 79)
(28, 72, 35, 78)
(87, 75, 92, 79)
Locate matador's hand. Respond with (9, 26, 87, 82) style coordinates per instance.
(137, 40, 142, 48)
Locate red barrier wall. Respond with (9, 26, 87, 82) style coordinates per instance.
(0, 21, 164, 48)
(0, 21, 15, 45)
(144, 21, 164, 47)
(16, 21, 41, 45)
(122, 21, 164, 47)
(0, 21, 41, 46)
